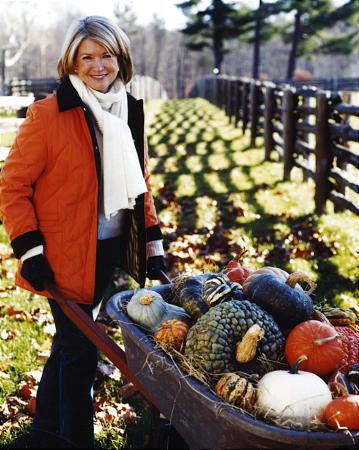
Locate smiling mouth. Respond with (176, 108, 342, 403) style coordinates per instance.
(91, 74, 107, 79)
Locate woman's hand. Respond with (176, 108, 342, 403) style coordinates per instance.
(147, 256, 167, 281)
(20, 255, 55, 291)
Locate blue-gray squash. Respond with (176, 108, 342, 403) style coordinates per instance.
(246, 271, 315, 329)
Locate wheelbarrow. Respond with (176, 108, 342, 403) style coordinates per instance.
(47, 278, 359, 450)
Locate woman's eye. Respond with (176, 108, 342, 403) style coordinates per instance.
(104, 54, 112, 58)
(82, 56, 92, 60)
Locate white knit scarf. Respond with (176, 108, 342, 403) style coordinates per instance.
(69, 74, 147, 219)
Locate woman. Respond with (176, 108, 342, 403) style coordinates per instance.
(0, 16, 166, 449)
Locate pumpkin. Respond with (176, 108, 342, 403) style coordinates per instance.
(126, 289, 191, 331)
(256, 356, 332, 426)
(285, 320, 345, 376)
(246, 271, 315, 329)
(154, 319, 189, 352)
(215, 373, 256, 409)
(225, 260, 253, 285)
(184, 300, 284, 374)
(323, 394, 359, 430)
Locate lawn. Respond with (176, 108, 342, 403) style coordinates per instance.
(0, 98, 358, 449)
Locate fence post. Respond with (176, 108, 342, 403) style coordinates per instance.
(264, 84, 275, 160)
(225, 78, 231, 120)
(334, 91, 350, 212)
(241, 80, 250, 135)
(315, 91, 331, 215)
(235, 79, 242, 126)
(250, 80, 260, 147)
(282, 87, 297, 180)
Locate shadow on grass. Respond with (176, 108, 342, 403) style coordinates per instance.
(150, 98, 358, 304)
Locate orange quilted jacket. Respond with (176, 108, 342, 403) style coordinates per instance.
(0, 78, 161, 303)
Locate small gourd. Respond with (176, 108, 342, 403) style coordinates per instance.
(256, 356, 332, 426)
(235, 324, 264, 364)
(225, 260, 253, 285)
(246, 271, 315, 329)
(154, 319, 189, 352)
(126, 289, 191, 331)
(215, 373, 256, 409)
(202, 273, 242, 307)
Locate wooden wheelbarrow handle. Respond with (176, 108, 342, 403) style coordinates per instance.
(43, 279, 170, 408)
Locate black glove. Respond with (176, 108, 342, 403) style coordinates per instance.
(147, 255, 167, 281)
(20, 254, 54, 291)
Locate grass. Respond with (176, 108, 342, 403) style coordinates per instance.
(0, 97, 358, 449)
(0, 133, 16, 149)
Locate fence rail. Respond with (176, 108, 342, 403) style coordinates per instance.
(189, 75, 359, 216)
(8, 75, 167, 104)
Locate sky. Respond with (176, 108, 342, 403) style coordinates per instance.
(3, 0, 188, 30)
(3, 0, 349, 31)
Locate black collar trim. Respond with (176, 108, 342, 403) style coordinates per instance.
(56, 77, 83, 112)
(56, 76, 141, 113)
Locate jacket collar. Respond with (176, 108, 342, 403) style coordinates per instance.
(56, 77, 83, 112)
(56, 76, 140, 113)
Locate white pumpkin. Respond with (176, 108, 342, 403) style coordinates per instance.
(256, 359, 332, 426)
(126, 288, 190, 331)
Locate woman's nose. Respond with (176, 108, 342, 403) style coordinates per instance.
(94, 58, 105, 70)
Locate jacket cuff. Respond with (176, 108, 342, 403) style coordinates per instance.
(146, 224, 163, 242)
(11, 230, 45, 259)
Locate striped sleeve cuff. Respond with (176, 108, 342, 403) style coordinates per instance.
(20, 245, 44, 262)
(146, 239, 164, 257)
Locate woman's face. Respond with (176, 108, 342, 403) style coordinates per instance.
(74, 38, 119, 93)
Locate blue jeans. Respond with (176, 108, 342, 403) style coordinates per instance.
(32, 237, 122, 449)
(32, 299, 98, 449)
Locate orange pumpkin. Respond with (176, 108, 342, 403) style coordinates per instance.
(285, 320, 345, 376)
(323, 395, 359, 430)
(154, 319, 189, 352)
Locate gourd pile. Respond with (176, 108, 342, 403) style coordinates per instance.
(124, 262, 359, 432)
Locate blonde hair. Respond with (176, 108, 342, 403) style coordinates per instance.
(57, 16, 133, 84)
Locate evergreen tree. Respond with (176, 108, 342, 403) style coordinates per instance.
(317, 0, 359, 55)
(233, 0, 285, 78)
(279, 0, 335, 79)
(176, 0, 240, 74)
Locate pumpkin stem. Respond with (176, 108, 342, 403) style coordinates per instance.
(235, 324, 264, 363)
(329, 372, 351, 397)
(139, 294, 155, 305)
(286, 271, 316, 294)
(313, 335, 340, 346)
(289, 355, 308, 374)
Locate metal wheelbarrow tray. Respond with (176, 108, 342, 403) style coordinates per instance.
(105, 284, 359, 450)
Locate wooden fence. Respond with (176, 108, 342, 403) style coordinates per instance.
(8, 75, 167, 103)
(190, 76, 359, 216)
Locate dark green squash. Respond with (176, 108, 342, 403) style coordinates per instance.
(185, 300, 285, 374)
(247, 271, 315, 329)
(176, 273, 212, 320)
